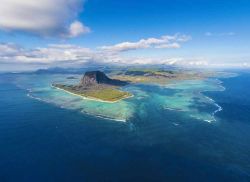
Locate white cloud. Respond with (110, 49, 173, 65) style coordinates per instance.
(66, 21, 90, 38)
(1, 41, 246, 69)
(0, 43, 23, 56)
(100, 34, 191, 52)
(0, 43, 93, 64)
(0, 40, 192, 67)
(155, 43, 180, 49)
(205, 32, 235, 37)
(0, 0, 89, 37)
(1, 33, 248, 70)
(0, 43, 228, 69)
(205, 32, 213, 36)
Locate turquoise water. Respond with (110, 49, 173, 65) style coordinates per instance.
(0, 71, 250, 181)
(13, 73, 226, 123)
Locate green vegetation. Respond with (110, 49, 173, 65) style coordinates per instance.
(111, 69, 208, 85)
(125, 68, 175, 76)
(83, 88, 132, 102)
(53, 84, 132, 102)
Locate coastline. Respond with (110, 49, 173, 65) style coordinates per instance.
(51, 85, 133, 103)
(27, 91, 128, 122)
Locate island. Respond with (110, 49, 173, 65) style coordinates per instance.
(52, 68, 214, 103)
(110, 68, 212, 84)
(52, 71, 132, 102)
(66, 76, 77, 79)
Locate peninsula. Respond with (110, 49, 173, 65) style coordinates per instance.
(52, 71, 132, 102)
(110, 68, 212, 85)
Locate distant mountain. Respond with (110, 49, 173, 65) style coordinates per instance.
(34, 64, 111, 74)
(35, 67, 90, 74)
(33, 64, 180, 75)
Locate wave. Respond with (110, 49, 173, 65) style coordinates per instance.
(212, 102, 223, 117)
(26, 89, 127, 122)
(201, 78, 225, 122)
(163, 77, 226, 123)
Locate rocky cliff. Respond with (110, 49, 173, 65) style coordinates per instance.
(80, 71, 128, 87)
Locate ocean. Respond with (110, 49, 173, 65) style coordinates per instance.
(0, 71, 250, 182)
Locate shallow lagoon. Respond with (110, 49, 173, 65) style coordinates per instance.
(14, 73, 227, 122)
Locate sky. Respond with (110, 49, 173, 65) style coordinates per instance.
(0, 0, 250, 71)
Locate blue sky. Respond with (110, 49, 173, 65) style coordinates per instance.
(0, 0, 250, 71)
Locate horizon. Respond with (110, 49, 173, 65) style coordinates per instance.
(0, 0, 250, 71)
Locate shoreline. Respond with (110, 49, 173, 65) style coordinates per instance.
(51, 85, 133, 103)
(27, 91, 127, 122)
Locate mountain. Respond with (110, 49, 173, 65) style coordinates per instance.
(80, 71, 128, 87)
(34, 66, 107, 74)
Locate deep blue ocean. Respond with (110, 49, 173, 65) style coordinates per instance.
(0, 71, 250, 182)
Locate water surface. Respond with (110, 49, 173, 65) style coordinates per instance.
(0, 72, 249, 182)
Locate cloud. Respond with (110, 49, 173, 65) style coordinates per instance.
(0, 43, 93, 64)
(1, 42, 249, 70)
(0, 43, 226, 69)
(100, 34, 191, 52)
(0, 43, 23, 57)
(0, 39, 192, 67)
(66, 21, 90, 38)
(1, 33, 248, 70)
(0, 0, 89, 37)
(205, 32, 235, 36)
(205, 32, 212, 36)
(155, 43, 180, 49)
